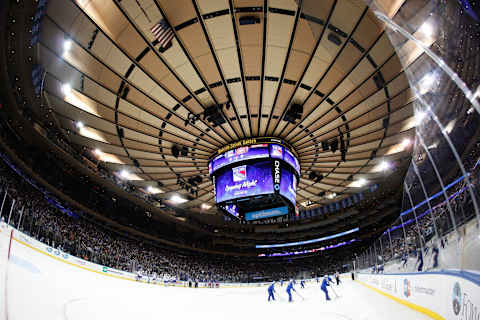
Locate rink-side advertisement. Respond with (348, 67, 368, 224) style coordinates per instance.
(357, 272, 480, 320)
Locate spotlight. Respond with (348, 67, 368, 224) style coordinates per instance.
(415, 111, 427, 126)
(401, 138, 411, 149)
(418, 73, 436, 94)
(63, 40, 72, 53)
(76, 121, 84, 129)
(378, 161, 390, 171)
(120, 170, 129, 178)
(170, 194, 188, 204)
(147, 186, 154, 193)
(357, 178, 367, 187)
(61, 83, 72, 96)
(94, 148, 101, 156)
(419, 21, 433, 37)
(201, 203, 212, 210)
(327, 192, 337, 199)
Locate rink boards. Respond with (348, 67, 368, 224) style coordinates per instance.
(356, 271, 480, 320)
(0, 223, 273, 288)
(2, 222, 480, 320)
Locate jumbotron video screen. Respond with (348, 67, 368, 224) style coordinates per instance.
(209, 138, 299, 220)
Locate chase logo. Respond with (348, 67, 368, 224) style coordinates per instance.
(452, 282, 461, 316)
(403, 279, 411, 298)
(233, 165, 247, 182)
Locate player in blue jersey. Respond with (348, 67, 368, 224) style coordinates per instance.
(328, 275, 334, 284)
(417, 250, 424, 272)
(432, 246, 439, 268)
(286, 280, 296, 302)
(267, 282, 276, 301)
(300, 279, 305, 288)
(321, 275, 331, 301)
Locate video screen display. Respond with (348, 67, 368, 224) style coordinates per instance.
(209, 144, 269, 174)
(269, 144, 284, 159)
(215, 161, 274, 203)
(280, 168, 297, 206)
(284, 149, 300, 175)
(224, 204, 239, 218)
(245, 206, 288, 221)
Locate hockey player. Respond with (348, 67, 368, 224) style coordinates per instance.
(432, 246, 439, 268)
(335, 272, 341, 285)
(417, 250, 424, 272)
(401, 252, 408, 268)
(300, 280, 305, 288)
(327, 275, 334, 284)
(280, 279, 284, 287)
(286, 280, 296, 302)
(321, 275, 331, 301)
(136, 269, 143, 282)
(268, 282, 276, 301)
(377, 263, 384, 274)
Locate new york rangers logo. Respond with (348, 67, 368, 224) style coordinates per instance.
(233, 165, 247, 182)
(236, 147, 248, 155)
(272, 145, 283, 157)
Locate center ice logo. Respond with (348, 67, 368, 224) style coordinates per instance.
(452, 282, 461, 316)
(233, 165, 247, 182)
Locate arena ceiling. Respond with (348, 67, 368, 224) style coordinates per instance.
(36, 0, 432, 212)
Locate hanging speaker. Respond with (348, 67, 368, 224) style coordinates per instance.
(181, 146, 188, 157)
(171, 145, 180, 158)
(330, 139, 338, 153)
(133, 159, 140, 167)
(322, 140, 329, 151)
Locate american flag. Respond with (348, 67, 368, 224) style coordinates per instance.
(151, 19, 174, 49)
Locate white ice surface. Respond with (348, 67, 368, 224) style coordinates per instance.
(0, 234, 433, 320)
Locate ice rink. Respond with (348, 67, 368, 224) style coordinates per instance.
(0, 229, 433, 320)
